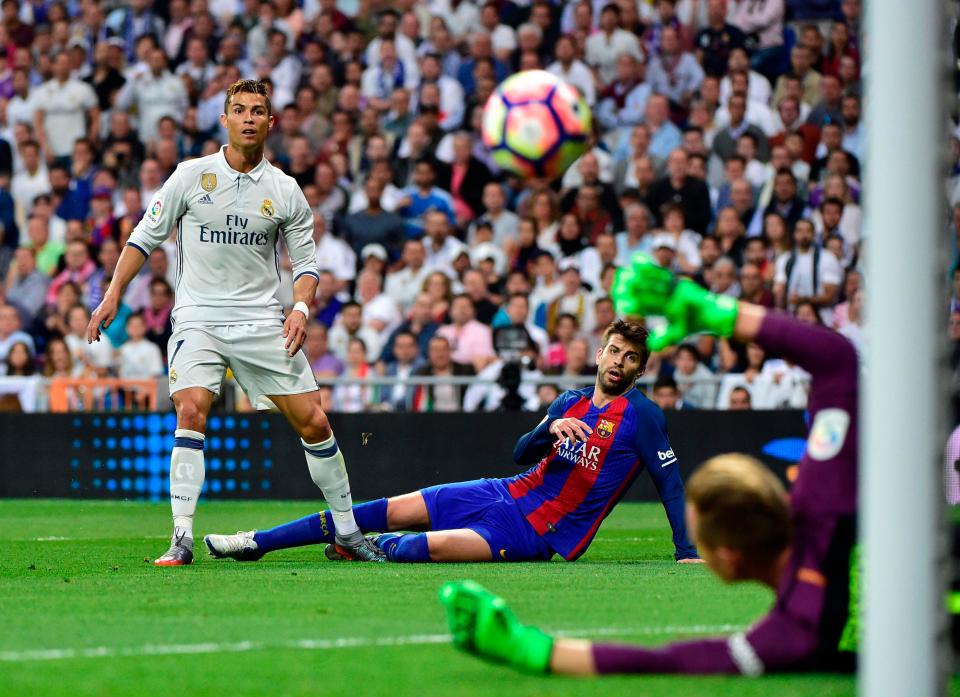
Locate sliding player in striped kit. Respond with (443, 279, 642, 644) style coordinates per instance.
(87, 80, 384, 565)
(204, 319, 700, 564)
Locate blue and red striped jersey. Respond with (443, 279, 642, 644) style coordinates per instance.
(503, 386, 697, 561)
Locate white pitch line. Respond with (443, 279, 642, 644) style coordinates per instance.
(0, 625, 743, 663)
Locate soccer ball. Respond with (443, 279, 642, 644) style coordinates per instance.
(481, 70, 592, 180)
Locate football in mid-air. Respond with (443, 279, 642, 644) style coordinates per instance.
(481, 70, 592, 180)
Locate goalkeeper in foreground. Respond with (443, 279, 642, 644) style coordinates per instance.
(440, 255, 859, 675)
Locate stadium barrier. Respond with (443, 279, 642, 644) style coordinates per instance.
(0, 374, 809, 413)
(0, 410, 807, 502)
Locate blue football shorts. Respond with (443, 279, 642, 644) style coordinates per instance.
(419, 478, 554, 562)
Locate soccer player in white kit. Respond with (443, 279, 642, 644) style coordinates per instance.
(86, 80, 384, 565)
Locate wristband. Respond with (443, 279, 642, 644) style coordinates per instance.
(292, 301, 310, 319)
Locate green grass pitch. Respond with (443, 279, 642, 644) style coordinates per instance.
(0, 498, 919, 697)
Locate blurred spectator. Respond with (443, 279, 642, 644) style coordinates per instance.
(772, 43, 821, 108)
(546, 260, 595, 335)
(648, 149, 711, 234)
(494, 292, 548, 357)
(330, 301, 382, 364)
(143, 278, 173, 357)
(0, 303, 34, 374)
(461, 268, 498, 324)
(5, 247, 48, 326)
(304, 322, 343, 377)
(64, 303, 113, 376)
(341, 178, 405, 259)
(85, 237, 120, 312)
(695, 0, 746, 78)
(651, 374, 688, 410)
(3, 341, 36, 377)
(773, 218, 840, 324)
(115, 48, 187, 144)
(33, 50, 99, 163)
(585, 3, 642, 87)
(411, 334, 474, 412)
(385, 238, 430, 313)
(739, 261, 775, 308)
(546, 34, 596, 106)
(728, 385, 752, 410)
(11, 140, 49, 218)
(437, 294, 496, 372)
(380, 292, 439, 364)
(379, 329, 424, 411)
(647, 25, 704, 111)
(837, 288, 864, 357)
(117, 312, 163, 380)
(710, 256, 740, 297)
(312, 213, 356, 294)
(671, 343, 718, 408)
(46, 240, 95, 306)
(332, 336, 374, 413)
(42, 336, 73, 378)
(596, 52, 651, 132)
(399, 160, 455, 238)
(728, 0, 784, 80)
(422, 210, 463, 272)
(544, 312, 580, 370)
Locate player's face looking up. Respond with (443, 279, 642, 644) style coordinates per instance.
(595, 334, 643, 396)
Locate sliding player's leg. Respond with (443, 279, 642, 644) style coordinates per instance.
(268, 389, 384, 562)
(204, 491, 432, 560)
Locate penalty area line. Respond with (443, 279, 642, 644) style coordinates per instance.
(0, 624, 743, 663)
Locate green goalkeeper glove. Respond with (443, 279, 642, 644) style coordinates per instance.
(439, 580, 554, 674)
(611, 255, 739, 351)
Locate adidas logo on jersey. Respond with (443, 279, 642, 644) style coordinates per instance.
(198, 193, 213, 205)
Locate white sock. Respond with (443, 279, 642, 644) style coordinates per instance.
(170, 429, 205, 539)
(302, 434, 359, 538)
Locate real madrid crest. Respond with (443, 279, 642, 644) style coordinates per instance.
(261, 199, 275, 217)
(169, 368, 178, 384)
(200, 172, 217, 192)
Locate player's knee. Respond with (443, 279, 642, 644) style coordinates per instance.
(174, 399, 207, 433)
(299, 403, 331, 443)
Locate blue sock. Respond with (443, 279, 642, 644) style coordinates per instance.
(383, 533, 432, 563)
(253, 498, 390, 554)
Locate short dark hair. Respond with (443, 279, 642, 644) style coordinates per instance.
(393, 330, 418, 345)
(676, 343, 701, 362)
(653, 375, 678, 392)
(224, 79, 272, 116)
(601, 319, 650, 371)
(821, 196, 845, 212)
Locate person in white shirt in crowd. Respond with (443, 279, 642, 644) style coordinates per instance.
(478, 1, 516, 62)
(362, 37, 418, 114)
(115, 47, 188, 144)
(311, 212, 355, 295)
(715, 69, 778, 137)
(586, 3, 643, 87)
(651, 232, 678, 269)
(65, 303, 114, 376)
(385, 238, 431, 313)
(329, 301, 383, 364)
(595, 52, 651, 133)
(422, 210, 462, 273)
(262, 28, 302, 110)
(545, 259, 596, 335)
(117, 311, 164, 380)
(7, 68, 35, 129)
(737, 132, 768, 189)
(579, 230, 617, 293)
(658, 203, 702, 274)
(366, 8, 420, 70)
(528, 251, 564, 319)
(174, 37, 217, 98)
(10, 140, 50, 225)
(546, 34, 596, 106)
(647, 25, 705, 109)
(416, 53, 464, 132)
(672, 343, 718, 409)
(774, 218, 841, 325)
(356, 267, 402, 338)
(615, 203, 653, 265)
(718, 47, 771, 107)
(468, 182, 519, 248)
(32, 50, 99, 163)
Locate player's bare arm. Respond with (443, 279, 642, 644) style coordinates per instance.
(86, 245, 148, 343)
(284, 274, 318, 356)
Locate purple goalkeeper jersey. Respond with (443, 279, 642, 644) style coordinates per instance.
(593, 312, 859, 675)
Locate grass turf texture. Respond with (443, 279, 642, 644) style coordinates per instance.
(0, 500, 903, 697)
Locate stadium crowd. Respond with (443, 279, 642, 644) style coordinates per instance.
(0, 0, 878, 413)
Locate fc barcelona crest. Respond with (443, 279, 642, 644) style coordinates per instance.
(261, 199, 275, 217)
(596, 418, 614, 439)
(200, 172, 217, 192)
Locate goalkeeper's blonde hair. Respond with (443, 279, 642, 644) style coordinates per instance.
(686, 454, 792, 563)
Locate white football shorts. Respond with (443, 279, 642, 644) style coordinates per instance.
(167, 323, 318, 407)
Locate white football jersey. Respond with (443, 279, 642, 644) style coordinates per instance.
(127, 146, 319, 327)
